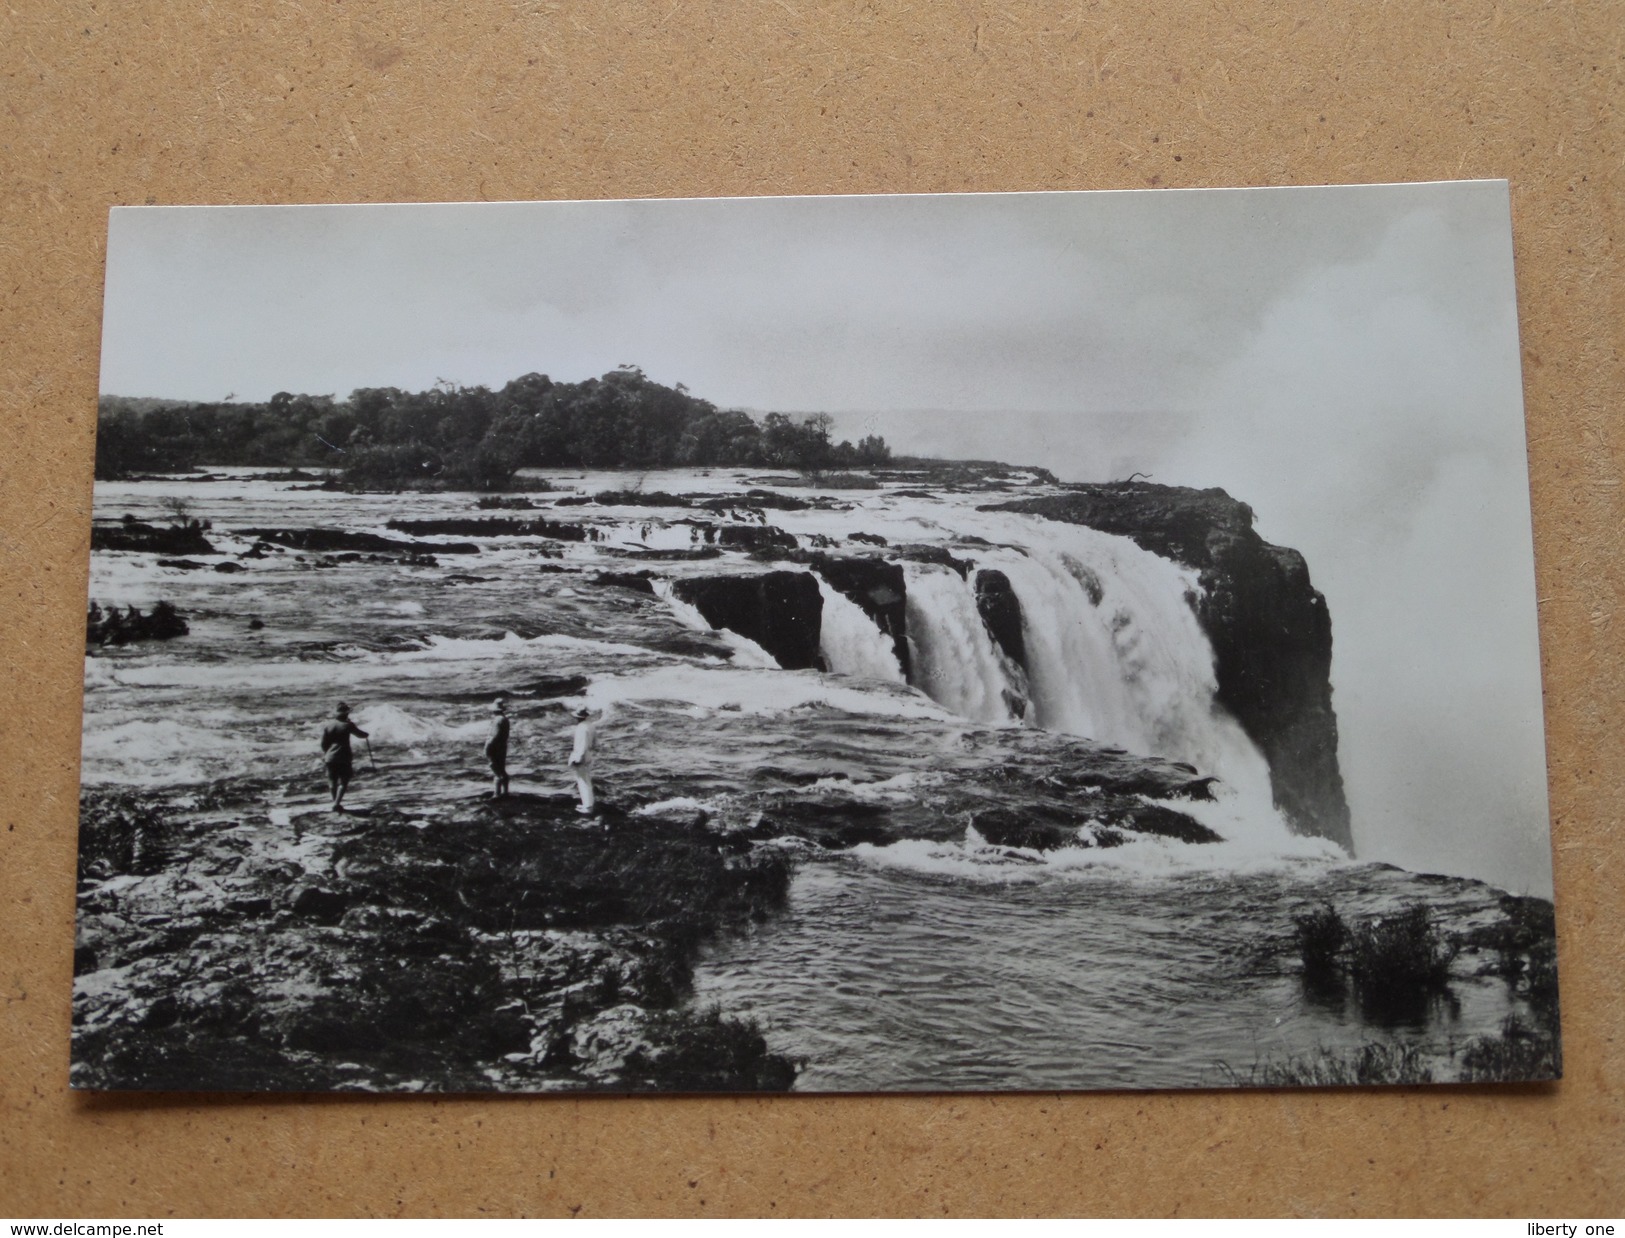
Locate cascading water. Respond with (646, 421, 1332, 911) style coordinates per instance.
(602, 494, 1291, 846)
(987, 525, 1288, 847)
(901, 563, 1023, 726)
(838, 512, 1297, 849)
(815, 575, 906, 684)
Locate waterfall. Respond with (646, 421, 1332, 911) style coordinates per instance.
(901, 563, 1024, 726)
(974, 515, 1288, 843)
(884, 512, 1292, 846)
(815, 575, 906, 684)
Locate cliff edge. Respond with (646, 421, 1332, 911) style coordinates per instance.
(990, 482, 1353, 851)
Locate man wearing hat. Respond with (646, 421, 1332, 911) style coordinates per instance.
(484, 696, 512, 799)
(567, 704, 598, 815)
(319, 701, 370, 811)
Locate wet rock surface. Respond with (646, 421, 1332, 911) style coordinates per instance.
(72, 788, 798, 1093)
(240, 527, 481, 556)
(671, 571, 825, 669)
(385, 517, 590, 542)
(973, 569, 1027, 672)
(92, 520, 216, 555)
(794, 553, 911, 676)
(86, 600, 189, 648)
(992, 482, 1352, 850)
(70, 723, 1223, 1094)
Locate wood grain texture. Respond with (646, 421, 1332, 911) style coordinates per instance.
(2, 0, 1620, 1218)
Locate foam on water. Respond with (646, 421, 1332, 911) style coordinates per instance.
(577, 664, 953, 722)
(79, 716, 307, 787)
(806, 771, 943, 801)
(633, 796, 727, 818)
(388, 631, 657, 662)
(352, 702, 489, 746)
(848, 824, 1346, 886)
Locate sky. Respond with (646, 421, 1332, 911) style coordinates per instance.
(99, 185, 1553, 895)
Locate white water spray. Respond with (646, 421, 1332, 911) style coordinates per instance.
(815, 574, 906, 684)
(901, 563, 1024, 726)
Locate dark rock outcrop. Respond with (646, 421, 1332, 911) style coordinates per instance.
(717, 524, 797, 553)
(86, 600, 189, 649)
(893, 544, 972, 578)
(671, 571, 824, 670)
(695, 490, 812, 513)
(591, 571, 657, 594)
(475, 496, 538, 510)
(794, 553, 910, 677)
(91, 520, 215, 556)
(593, 490, 692, 508)
(72, 789, 796, 1093)
(241, 527, 480, 555)
(973, 569, 1026, 672)
(991, 482, 1352, 850)
(384, 517, 587, 543)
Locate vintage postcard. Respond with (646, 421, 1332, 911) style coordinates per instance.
(75, 184, 1556, 1092)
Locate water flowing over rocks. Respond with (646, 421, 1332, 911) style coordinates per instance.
(972, 569, 1027, 673)
(670, 571, 825, 669)
(76, 463, 1411, 1093)
(794, 553, 911, 677)
(86, 600, 189, 648)
(990, 482, 1353, 850)
(241, 527, 481, 556)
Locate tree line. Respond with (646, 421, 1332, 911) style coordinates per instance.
(95, 368, 893, 490)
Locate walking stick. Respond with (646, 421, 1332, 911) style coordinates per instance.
(365, 736, 378, 771)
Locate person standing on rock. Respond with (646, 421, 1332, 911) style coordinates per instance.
(320, 702, 369, 811)
(568, 705, 598, 815)
(485, 696, 511, 799)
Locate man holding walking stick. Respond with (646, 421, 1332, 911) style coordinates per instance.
(320, 701, 371, 811)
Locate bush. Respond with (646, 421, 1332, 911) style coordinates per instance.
(340, 440, 446, 487)
(1292, 903, 1348, 978)
(442, 438, 521, 491)
(1347, 904, 1456, 995)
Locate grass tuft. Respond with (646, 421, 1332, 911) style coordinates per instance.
(1236, 1041, 1434, 1088)
(1459, 1014, 1561, 1082)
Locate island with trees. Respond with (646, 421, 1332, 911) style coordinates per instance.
(95, 367, 894, 490)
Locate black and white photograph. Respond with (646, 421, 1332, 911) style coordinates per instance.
(74, 183, 1558, 1094)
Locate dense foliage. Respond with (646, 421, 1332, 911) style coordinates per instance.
(96, 368, 892, 489)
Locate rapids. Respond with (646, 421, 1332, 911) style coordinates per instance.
(78, 466, 1541, 1090)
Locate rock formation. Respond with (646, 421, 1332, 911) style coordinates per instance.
(973, 569, 1027, 672)
(991, 482, 1353, 850)
(796, 553, 911, 677)
(671, 571, 825, 670)
(91, 520, 215, 556)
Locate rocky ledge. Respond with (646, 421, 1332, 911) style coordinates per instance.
(71, 726, 1222, 1093)
(73, 789, 797, 1094)
(989, 482, 1352, 850)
